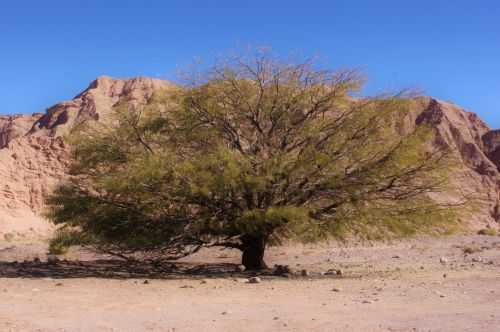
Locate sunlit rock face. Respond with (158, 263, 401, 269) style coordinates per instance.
(0, 76, 172, 238)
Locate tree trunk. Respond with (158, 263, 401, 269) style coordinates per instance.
(241, 235, 268, 270)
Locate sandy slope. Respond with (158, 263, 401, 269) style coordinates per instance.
(0, 235, 499, 332)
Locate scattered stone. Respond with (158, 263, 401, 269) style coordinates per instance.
(180, 285, 194, 289)
(273, 317, 279, 320)
(434, 291, 446, 298)
(47, 255, 59, 264)
(200, 279, 208, 284)
(443, 273, 447, 278)
(235, 264, 246, 272)
(55, 283, 63, 287)
(221, 310, 232, 315)
(471, 257, 483, 263)
(362, 300, 372, 304)
(248, 277, 262, 284)
(336, 269, 343, 276)
(301, 269, 310, 277)
(392, 255, 401, 259)
(323, 269, 337, 276)
(273, 265, 293, 276)
(332, 287, 342, 292)
(439, 257, 448, 264)
(143, 280, 150, 285)
(33, 257, 41, 263)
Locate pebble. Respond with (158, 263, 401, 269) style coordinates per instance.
(332, 287, 342, 292)
(248, 277, 262, 284)
(301, 269, 310, 277)
(47, 255, 59, 264)
(323, 269, 337, 276)
(440, 257, 448, 264)
(235, 264, 246, 272)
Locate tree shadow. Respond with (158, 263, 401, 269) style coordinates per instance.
(0, 259, 256, 280)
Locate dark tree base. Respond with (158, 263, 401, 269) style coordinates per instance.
(241, 235, 268, 270)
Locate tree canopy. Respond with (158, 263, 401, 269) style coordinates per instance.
(46, 52, 456, 269)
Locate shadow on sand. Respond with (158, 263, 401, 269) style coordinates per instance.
(0, 259, 257, 279)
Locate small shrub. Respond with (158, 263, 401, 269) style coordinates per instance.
(48, 229, 86, 255)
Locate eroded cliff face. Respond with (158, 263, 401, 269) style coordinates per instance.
(483, 130, 500, 171)
(413, 98, 500, 226)
(0, 77, 498, 239)
(0, 76, 172, 238)
(0, 113, 43, 148)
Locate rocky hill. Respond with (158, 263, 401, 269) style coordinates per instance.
(0, 76, 171, 239)
(0, 76, 498, 239)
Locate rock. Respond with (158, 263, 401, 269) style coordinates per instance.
(33, 257, 41, 263)
(221, 311, 231, 315)
(248, 277, 262, 284)
(362, 300, 372, 304)
(235, 264, 246, 272)
(200, 279, 208, 284)
(336, 269, 343, 276)
(143, 280, 150, 285)
(323, 269, 338, 276)
(439, 257, 449, 264)
(273, 264, 293, 276)
(301, 269, 310, 277)
(332, 287, 342, 292)
(471, 257, 483, 263)
(392, 255, 401, 259)
(47, 255, 59, 264)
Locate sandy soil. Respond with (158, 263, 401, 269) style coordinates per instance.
(1, 235, 499, 332)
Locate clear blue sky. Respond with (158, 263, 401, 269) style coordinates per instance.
(1, 0, 499, 128)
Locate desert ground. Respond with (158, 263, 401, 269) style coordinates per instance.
(1, 235, 499, 332)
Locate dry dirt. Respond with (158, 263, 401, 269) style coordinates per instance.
(1, 235, 499, 332)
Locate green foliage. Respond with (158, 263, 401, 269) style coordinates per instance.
(48, 228, 88, 255)
(45, 50, 459, 261)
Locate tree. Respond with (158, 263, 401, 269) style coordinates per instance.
(46, 51, 456, 270)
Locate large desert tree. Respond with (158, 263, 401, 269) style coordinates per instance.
(46, 51, 455, 270)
